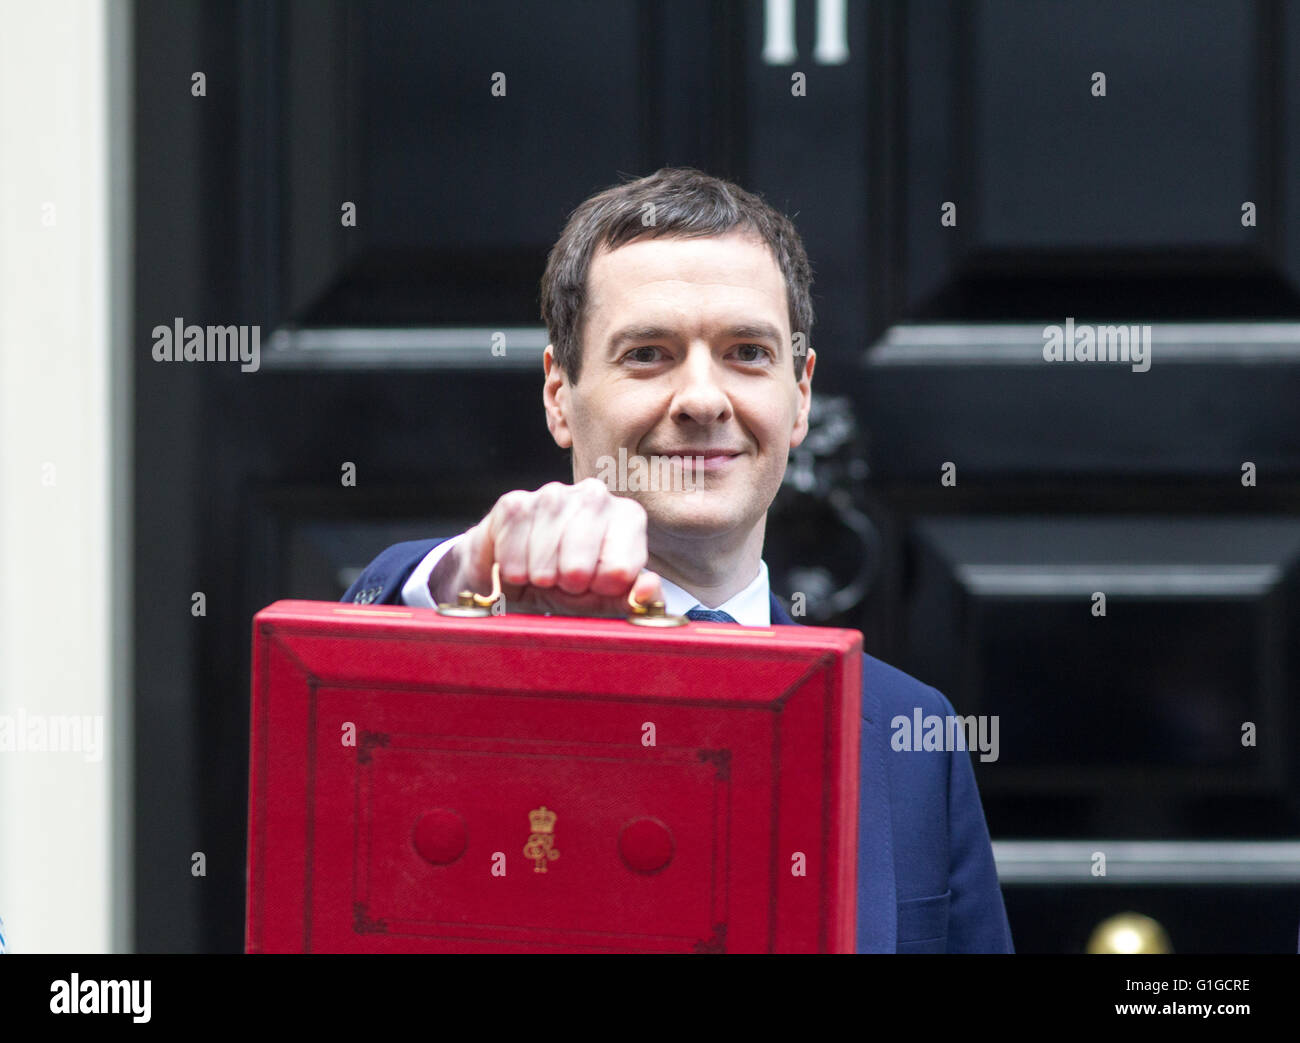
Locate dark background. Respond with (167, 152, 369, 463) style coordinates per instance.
(133, 0, 1300, 952)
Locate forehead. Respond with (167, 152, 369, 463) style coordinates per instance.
(584, 231, 788, 333)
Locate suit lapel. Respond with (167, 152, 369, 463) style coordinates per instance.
(768, 593, 794, 626)
(767, 591, 898, 952)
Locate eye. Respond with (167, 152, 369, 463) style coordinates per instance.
(733, 343, 772, 363)
(622, 345, 665, 364)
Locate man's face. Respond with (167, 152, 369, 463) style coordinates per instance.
(543, 230, 815, 544)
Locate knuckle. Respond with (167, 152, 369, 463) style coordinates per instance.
(536, 482, 567, 511)
(574, 477, 611, 508)
(494, 490, 529, 520)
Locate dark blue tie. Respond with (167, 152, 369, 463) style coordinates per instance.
(686, 607, 738, 623)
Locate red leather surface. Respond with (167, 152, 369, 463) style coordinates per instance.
(246, 601, 861, 953)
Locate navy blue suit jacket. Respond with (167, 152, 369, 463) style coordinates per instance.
(343, 539, 1014, 953)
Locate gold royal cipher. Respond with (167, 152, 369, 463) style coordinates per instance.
(523, 806, 560, 873)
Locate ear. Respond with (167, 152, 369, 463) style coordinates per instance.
(542, 344, 574, 449)
(788, 348, 816, 448)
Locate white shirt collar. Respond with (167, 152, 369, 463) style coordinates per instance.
(657, 560, 771, 626)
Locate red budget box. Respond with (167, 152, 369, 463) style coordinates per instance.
(246, 600, 861, 953)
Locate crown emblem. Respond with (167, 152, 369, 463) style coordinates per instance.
(524, 806, 560, 872)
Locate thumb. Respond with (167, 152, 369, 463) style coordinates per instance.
(630, 569, 664, 609)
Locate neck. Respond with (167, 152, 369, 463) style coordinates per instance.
(647, 516, 766, 609)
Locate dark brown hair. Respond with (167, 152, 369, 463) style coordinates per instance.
(540, 167, 813, 382)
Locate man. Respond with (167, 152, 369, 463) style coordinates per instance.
(343, 167, 1013, 953)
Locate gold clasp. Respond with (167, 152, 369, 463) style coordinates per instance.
(436, 561, 505, 617)
(625, 583, 687, 627)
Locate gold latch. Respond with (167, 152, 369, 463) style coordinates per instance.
(436, 561, 504, 617)
(625, 585, 687, 627)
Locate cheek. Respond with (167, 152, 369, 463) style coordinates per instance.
(604, 388, 668, 435)
(741, 391, 799, 447)
(571, 390, 652, 449)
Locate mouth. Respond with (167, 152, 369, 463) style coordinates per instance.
(651, 449, 743, 471)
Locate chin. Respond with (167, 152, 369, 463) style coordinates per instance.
(643, 493, 752, 539)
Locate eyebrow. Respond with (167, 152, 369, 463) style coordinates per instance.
(606, 322, 785, 351)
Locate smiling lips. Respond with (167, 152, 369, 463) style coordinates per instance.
(650, 449, 742, 471)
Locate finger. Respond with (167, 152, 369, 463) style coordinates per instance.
(630, 569, 663, 607)
(487, 490, 534, 588)
(524, 482, 570, 588)
(588, 497, 648, 597)
(554, 480, 613, 594)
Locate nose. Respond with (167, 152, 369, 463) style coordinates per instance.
(668, 344, 732, 426)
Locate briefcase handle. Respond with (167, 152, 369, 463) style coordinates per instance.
(436, 562, 689, 627)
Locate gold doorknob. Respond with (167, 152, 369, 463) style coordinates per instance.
(1085, 912, 1173, 954)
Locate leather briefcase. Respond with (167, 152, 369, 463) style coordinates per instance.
(246, 599, 861, 953)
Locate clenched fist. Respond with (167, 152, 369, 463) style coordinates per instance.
(429, 478, 663, 617)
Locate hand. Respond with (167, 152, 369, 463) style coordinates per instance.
(430, 478, 663, 617)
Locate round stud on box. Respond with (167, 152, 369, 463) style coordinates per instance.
(412, 808, 468, 865)
(618, 816, 675, 873)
